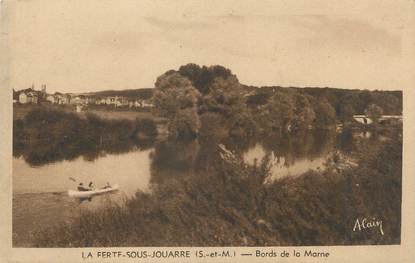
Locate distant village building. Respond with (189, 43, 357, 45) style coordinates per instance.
(353, 115, 402, 125)
(134, 100, 141, 107)
(18, 91, 39, 104)
(95, 97, 107, 105)
(128, 99, 140, 108)
(115, 97, 129, 107)
(57, 94, 71, 104)
(40, 84, 47, 100)
(70, 95, 87, 105)
(45, 93, 70, 104)
(15, 86, 153, 109)
(105, 96, 117, 105)
(141, 99, 154, 108)
(353, 115, 373, 125)
(46, 94, 56, 103)
(86, 97, 96, 104)
(76, 104, 84, 113)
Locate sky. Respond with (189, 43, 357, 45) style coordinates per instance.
(2, 0, 413, 93)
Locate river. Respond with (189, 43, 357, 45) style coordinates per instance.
(13, 129, 371, 246)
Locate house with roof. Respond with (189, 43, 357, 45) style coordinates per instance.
(105, 96, 117, 105)
(18, 90, 39, 104)
(45, 92, 71, 104)
(353, 115, 373, 125)
(46, 94, 56, 104)
(86, 97, 96, 104)
(70, 95, 87, 105)
(95, 97, 107, 105)
(58, 94, 71, 104)
(115, 97, 129, 107)
(141, 99, 154, 108)
(353, 114, 402, 125)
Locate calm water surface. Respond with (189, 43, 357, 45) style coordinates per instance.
(13, 130, 363, 246)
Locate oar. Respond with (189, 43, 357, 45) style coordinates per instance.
(69, 177, 77, 183)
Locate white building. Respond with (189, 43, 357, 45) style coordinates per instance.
(353, 115, 402, 125)
(353, 115, 373, 125)
(19, 92, 38, 104)
(46, 94, 56, 103)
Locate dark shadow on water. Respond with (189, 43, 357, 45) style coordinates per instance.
(14, 138, 155, 167)
(13, 108, 158, 166)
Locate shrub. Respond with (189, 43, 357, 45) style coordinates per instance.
(13, 108, 155, 165)
(134, 118, 158, 139)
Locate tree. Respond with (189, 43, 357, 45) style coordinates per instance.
(372, 92, 401, 115)
(365, 104, 383, 124)
(339, 103, 355, 123)
(314, 99, 336, 127)
(153, 71, 201, 138)
(199, 112, 227, 138)
(178, 64, 235, 95)
(199, 75, 255, 136)
(291, 94, 315, 130)
(257, 91, 295, 132)
(168, 107, 201, 139)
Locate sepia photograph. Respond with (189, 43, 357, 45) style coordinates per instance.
(1, 0, 414, 262)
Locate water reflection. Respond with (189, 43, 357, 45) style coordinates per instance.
(13, 130, 361, 196)
(13, 136, 155, 167)
(13, 148, 153, 198)
(13, 130, 399, 249)
(241, 130, 338, 179)
(13, 129, 387, 246)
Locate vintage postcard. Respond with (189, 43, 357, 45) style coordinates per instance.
(0, 0, 414, 262)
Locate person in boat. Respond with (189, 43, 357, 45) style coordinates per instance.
(102, 182, 112, 189)
(88, 182, 95, 190)
(77, 183, 90, 192)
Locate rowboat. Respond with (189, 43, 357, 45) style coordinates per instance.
(68, 184, 119, 198)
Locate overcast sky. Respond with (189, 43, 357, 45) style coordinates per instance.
(3, 0, 412, 93)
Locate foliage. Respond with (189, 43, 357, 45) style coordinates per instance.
(199, 112, 227, 138)
(13, 108, 157, 165)
(86, 88, 153, 100)
(313, 99, 336, 127)
(153, 71, 201, 138)
(339, 103, 355, 123)
(255, 90, 294, 132)
(168, 107, 201, 139)
(365, 104, 384, 123)
(153, 64, 402, 137)
(34, 134, 401, 246)
(134, 118, 158, 138)
(153, 72, 199, 117)
(201, 76, 255, 137)
(178, 63, 234, 95)
(291, 93, 316, 130)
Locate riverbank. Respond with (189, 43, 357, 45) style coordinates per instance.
(13, 103, 165, 122)
(32, 131, 401, 247)
(13, 107, 162, 166)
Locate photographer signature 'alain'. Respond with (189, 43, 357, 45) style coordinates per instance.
(353, 217, 384, 235)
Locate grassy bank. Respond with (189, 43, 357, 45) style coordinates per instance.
(14, 103, 165, 122)
(13, 108, 158, 166)
(33, 132, 401, 247)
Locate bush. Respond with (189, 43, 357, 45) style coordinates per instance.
(13, 108, 157, 165)
(134, 118, 158, 139)
(33, 134, 401, 246)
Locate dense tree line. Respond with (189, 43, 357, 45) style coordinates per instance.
(87, 88, 153, 99)
(153, 63, 402, 138)
(13, 108, 157, 165)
